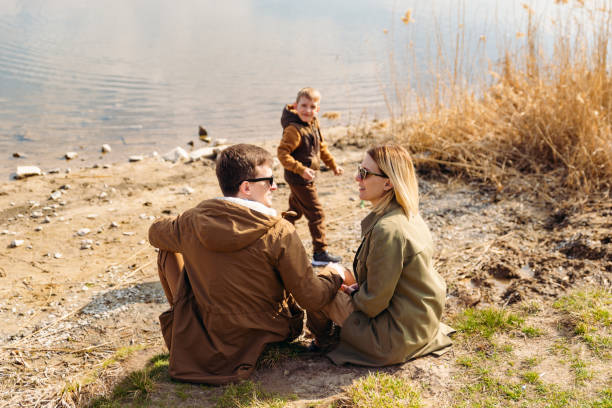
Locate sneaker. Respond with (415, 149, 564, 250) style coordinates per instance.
(312, 251, 342, 266)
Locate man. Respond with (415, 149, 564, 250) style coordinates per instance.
(149, 144, 344, 384)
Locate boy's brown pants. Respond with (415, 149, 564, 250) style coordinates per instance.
(284, 182, 327, 253)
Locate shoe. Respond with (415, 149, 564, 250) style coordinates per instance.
(312, 251, 342, 266)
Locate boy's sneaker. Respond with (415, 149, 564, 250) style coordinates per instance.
(312, 251, 342, 266)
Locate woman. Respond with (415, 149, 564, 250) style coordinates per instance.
(312, 144, 453, 366)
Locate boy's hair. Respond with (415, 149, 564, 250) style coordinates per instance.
(367, 144, 419, 217)
(216, 144, 273, 197)
(295, 87, 321, 103)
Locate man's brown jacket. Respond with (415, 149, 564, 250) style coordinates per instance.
(149, 199, 342, 384)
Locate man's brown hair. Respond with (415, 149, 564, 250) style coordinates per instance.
(216, 144, 273, 196)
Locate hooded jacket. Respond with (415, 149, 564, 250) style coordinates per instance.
(327, 202, 453, 366)
(278, 104, 337, 185)
(148, 199, 342, 384)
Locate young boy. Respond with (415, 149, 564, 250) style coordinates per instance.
(278, 87, 344, 266)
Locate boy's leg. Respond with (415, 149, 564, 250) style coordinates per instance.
(289, 183, 326, 252)
(283, 184, 304, 224)
(157, 250, 184, 305)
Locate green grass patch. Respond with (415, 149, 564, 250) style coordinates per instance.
(88, 353, 170, 407)
(215, 380, 291, 408)
(522, 326, 544, 338)
(256, 341, 305, 369)
(453, 307, 524, 339)
(337, 372, 422, 408)
(553, 289, 611, 357)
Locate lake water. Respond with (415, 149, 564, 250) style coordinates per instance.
(0, 0, 573, 178)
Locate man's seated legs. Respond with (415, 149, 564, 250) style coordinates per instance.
(157, 249, 184, 305)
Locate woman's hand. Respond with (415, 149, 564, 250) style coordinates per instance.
(341, 283, 358, 295)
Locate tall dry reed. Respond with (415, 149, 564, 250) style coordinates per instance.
(387, 2, 611, 198)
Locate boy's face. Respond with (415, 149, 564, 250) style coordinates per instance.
(295, 96, 320, 123)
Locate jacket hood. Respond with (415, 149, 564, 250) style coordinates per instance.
(281, 104, 310, 129)
(188, 199, 280, 252)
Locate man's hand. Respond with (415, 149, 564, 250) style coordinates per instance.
(333, 166, 344, 176)
(302, 168, 316, 181)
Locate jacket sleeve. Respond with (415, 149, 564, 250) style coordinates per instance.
(352, 224, 404, 318)
(148, 216, 183, 253)
(272, 223, 343, 310)
(318, 127, 337, 171)
(277, 126, 308, 175)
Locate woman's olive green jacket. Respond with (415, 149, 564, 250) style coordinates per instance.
(328, 202, 453, 366)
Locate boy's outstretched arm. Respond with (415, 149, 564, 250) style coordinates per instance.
(319, 133, 343, 175)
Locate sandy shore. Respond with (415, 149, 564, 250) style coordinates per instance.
(1, 136, 610, 407)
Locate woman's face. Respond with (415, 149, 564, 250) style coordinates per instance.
(355, 153, 392, 205)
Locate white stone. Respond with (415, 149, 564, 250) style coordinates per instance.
(47, 168, 60, 174)
(180, 186, 195, 195)
(138, 240, 146, 245)
(80, 239, 93, 250)
(77, 228, 90, 236)
(49, 190, 62, 200)
(10, 240, 24, 248)
(213, 138, 228, 146)
(42, 216, 51, 223)
(129, 155, 144, 162)
(101, 144, 112, 153)
(64, 152, 78, 160)
(86, 214, 98, 219)
(162, 146, 190, 163)
(34, 226, 43, 232)
(139, 213, 148, 220)
(110, 221, 118, 228)
(31, 211, 43, 218)
(53, 253, 62, 259)
(188, 147, 216, 161)
(123, 231, 135, 236)
(16, 166, 42, 179)
(98, 192, 108, 199)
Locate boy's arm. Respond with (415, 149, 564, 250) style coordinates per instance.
(319, 131, 338, 172)
(277, 125, 308, 175)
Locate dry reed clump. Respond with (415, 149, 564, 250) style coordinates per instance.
(391, 3, 611, 199)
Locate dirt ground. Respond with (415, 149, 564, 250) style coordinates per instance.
(0, 138, 610, 407)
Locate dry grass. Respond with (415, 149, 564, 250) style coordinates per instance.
(384, 2, 612, 199)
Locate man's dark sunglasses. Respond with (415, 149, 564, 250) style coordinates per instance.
(244, 176, 275, 186)
(357, 165, 387, 180)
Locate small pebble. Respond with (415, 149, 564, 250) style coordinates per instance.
(101, 144, 112, 153)
(42, 216, 51, 223)
(49, 190, 62, 200)
(34, 226, 43, 232)
(123, 232, 135, 236)
(31, 211, 43, 218)
(53, 252, 62, 259)
(129, 155, 144, 162)
(59, 184, 71, 190)
(180, 186, 195, 195)
(109, 221, 118, 228)
(86, 214, 98, 219)
(138, 240, 146, 245)
(10, 240, 24, 248)
(77, 228, 90, 236)
(98, 192, 108, 199)
(64, 152, 78, 160)
(48, 168, 60, 174)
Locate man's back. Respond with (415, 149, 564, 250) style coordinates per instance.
(149, 198, 342, 383)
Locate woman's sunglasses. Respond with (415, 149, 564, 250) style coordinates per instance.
(357, 165, 388, 180)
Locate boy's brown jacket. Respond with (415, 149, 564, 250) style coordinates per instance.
(148, 199, 342, 384)
(278, 104, 337, 185)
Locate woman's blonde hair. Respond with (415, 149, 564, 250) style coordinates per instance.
(367, 144, 419, 217)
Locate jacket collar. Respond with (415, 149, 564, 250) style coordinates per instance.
(360, 200, 402, 237)
(217, 197, 278, 217)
